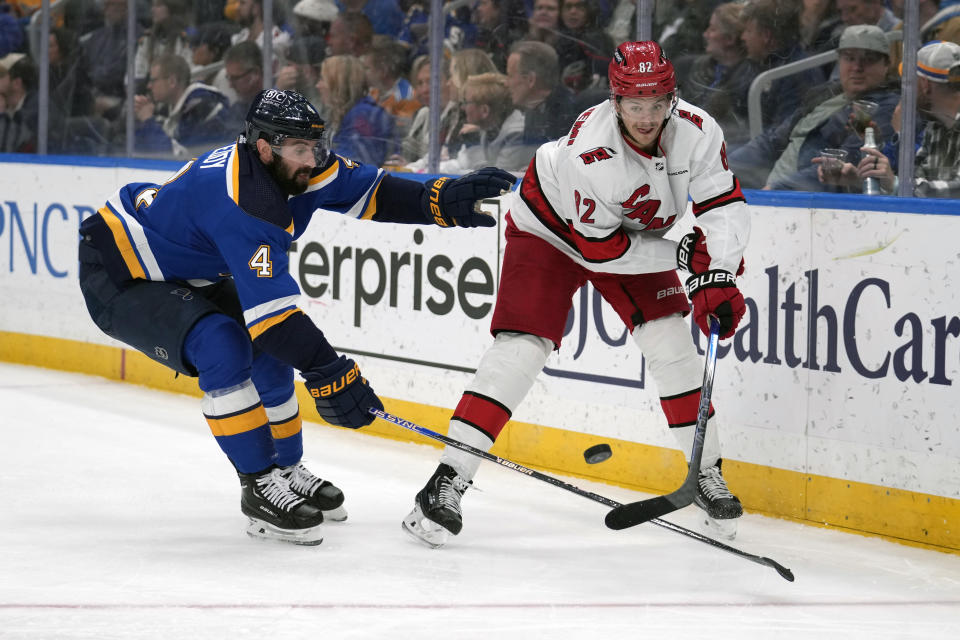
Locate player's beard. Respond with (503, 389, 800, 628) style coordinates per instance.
(267, 155, 312, 196)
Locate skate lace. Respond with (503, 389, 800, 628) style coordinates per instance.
(698, 466, 734, 500)
(283, 463, 324, 495)
(256, 469, 304, 512)
(438, 474, 470, 514)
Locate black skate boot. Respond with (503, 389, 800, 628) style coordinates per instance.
(239, 466, 324, 545)
(693, 459, 742, 539)
(279, 462, 347, 522)
(402, 463, 471, 548)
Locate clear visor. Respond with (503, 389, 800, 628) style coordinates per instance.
(270, 137, 329, 166)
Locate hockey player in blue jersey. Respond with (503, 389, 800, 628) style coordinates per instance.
(77, 89, 515, 545)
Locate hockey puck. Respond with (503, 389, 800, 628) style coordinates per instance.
(583, 443, 612, 464)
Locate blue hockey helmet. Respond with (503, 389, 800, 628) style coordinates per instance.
(243, 89, 328, 163)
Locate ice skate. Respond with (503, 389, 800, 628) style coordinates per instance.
(279, 462, 347, 522)
(402, 463, 471, 548)
(239, 466, 324, 545)
(694, 459, 742, 540)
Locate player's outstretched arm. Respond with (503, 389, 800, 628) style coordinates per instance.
(373, 167, 516, 227)
(421, 167, 516, 228)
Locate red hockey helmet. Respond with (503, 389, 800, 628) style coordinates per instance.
(608, 41, 677, 98)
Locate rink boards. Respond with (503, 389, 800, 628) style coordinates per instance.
(0, 155, 957, 552)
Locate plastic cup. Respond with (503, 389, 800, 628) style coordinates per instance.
(819, 148, 848, 181)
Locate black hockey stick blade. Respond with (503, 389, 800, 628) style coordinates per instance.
(604, 486, 696, 530)
(605, 317, 721, 530)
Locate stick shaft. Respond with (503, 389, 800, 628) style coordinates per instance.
(604, 318, 721, 529)
(368, 406, 794, 581)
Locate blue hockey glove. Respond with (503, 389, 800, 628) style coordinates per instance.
(303, 356, 383, 429)
(422, 167, 516, 228)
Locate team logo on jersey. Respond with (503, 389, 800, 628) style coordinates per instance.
(621, 185, 676, 231)
(579, 146, 616, 165)
(675, 109, 704, 130)
(655, 161, 664, 171)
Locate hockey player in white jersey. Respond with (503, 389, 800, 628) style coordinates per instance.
(78, 89, 515, 545)
(403, 41, 751, 547)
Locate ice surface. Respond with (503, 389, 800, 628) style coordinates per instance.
(2, 363, 958, 639)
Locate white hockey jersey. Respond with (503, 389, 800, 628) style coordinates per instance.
(505, 98, 750, 275)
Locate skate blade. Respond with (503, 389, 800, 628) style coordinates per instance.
(401, 509, 450, 549)
(245, 518, 324, 546)
(698, 514, 738, 541)
(322, 506, 348, 522)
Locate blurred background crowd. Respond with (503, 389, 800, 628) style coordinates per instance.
(1, 0, 959, 198)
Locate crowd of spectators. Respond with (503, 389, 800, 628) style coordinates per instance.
(0, 0, 958, 199)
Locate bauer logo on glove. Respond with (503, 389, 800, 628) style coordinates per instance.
(421, 167, 516, 228)
(303, 356, 383, 429)
(308, 361, 360, 398)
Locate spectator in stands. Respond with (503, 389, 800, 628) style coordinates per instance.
(132, 53, 234, 157)
(292, 0, 337, 37)
(0, 1, 24, 57)
(81, 0, 139, 118)
(315, 54, 393, 165)
(326, 12, 373, 57)
(337, 0, 404, 37)
(656, 0, 722, 60)
(886, 0, 939, 77)
(923, 1, 960, 45)
(800, 0, 843, 53)
(835, 0, 899, 31)
(526, 0, 561, 47)
(729, 24, 898, 191)
(408, 71, 526, 173)
(275, 35, 327, 107)
(444, 47, 499, 154)
(740, 0, 826, 131)
(230, 0, 292, 59)
(396, 0, 477, 59)
(0, 54, 39, 153)
(506, 40, 578, 159)
(222, 41, 264, 125)
(470, 0, 526, 71)
(362, 35, 419, 140)
(555, 0, 612, 94)
(48, 27, 94, 118)
(821, 40, 960, 197)
(191, 22, 238, 102)
(391, 54, 457, 163)
(134, 0, 192, 90)
(678, 1, 757, 149)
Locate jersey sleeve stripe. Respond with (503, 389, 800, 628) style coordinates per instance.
(247, 307, 301, 340)
(226, 144, 240, 204)
(305, 160, 340, 192)
(519, 157, 630, 263)
(109, 192, 164, 280)
(98, 205, 147, 280)
(692, 176, 745, 217)
(359, 178, 384, 220)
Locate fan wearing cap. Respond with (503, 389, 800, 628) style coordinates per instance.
(822, 39, 960, 198)
(76, 89, 515, 545)
(402, 41, 750, 549)
(729, 24, 899, 192)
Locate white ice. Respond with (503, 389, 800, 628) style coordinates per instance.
(2, 362, 959, 639)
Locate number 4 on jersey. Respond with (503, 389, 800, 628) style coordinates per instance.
(249, 245, 273, 277)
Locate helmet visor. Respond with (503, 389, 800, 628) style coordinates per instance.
(270, 137, 329, 166)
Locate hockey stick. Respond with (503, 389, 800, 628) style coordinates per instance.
(604, 316, 721, 530)
(369, 406, 794, 582)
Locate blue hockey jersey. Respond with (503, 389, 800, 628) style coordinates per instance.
(81, 142, 421, 367)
